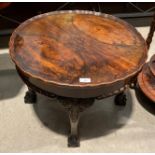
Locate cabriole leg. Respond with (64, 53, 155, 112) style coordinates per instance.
(68, 105, 80, 147)
(59, 97, 94, 147)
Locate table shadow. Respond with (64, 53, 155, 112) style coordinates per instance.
(0, 69, 24, 101)
(0, 53, 24, 100)
(135, 86, 155, 116)
(33, 90, 133, 140)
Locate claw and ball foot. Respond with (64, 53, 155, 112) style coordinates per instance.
(115, 92, 127, 106)
(24, 88, 37, 104)
(68, 135, 79, 147)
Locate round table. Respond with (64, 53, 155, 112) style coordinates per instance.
(9, 10, 147, 147)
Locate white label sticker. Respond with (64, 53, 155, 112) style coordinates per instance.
(79, 78, 91, 83)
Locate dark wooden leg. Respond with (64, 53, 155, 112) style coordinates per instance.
(58, 97, 94, 147)
(115, 92, 127, 106)
(68, 105, 80, 147)
(24, 88, 37, 104)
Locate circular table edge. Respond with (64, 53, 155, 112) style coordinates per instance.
(9, 10, 148, 89)
(138, 63, 155, 102)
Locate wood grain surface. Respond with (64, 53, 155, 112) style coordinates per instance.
(138, 63, 155, 102)
(9, 10, 147, 87)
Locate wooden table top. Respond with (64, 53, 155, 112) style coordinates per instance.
(138, 63, 155, 102)
(9, 10, 147, 88)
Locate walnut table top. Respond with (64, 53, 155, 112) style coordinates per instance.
(9, 10, 147, 98)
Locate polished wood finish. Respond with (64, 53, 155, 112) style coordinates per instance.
(9, 10, 147, 95)
(138, 63, 155, 102)
(149, 54, 155, 77)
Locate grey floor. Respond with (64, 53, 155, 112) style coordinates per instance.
(0, 27, 155, 153)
